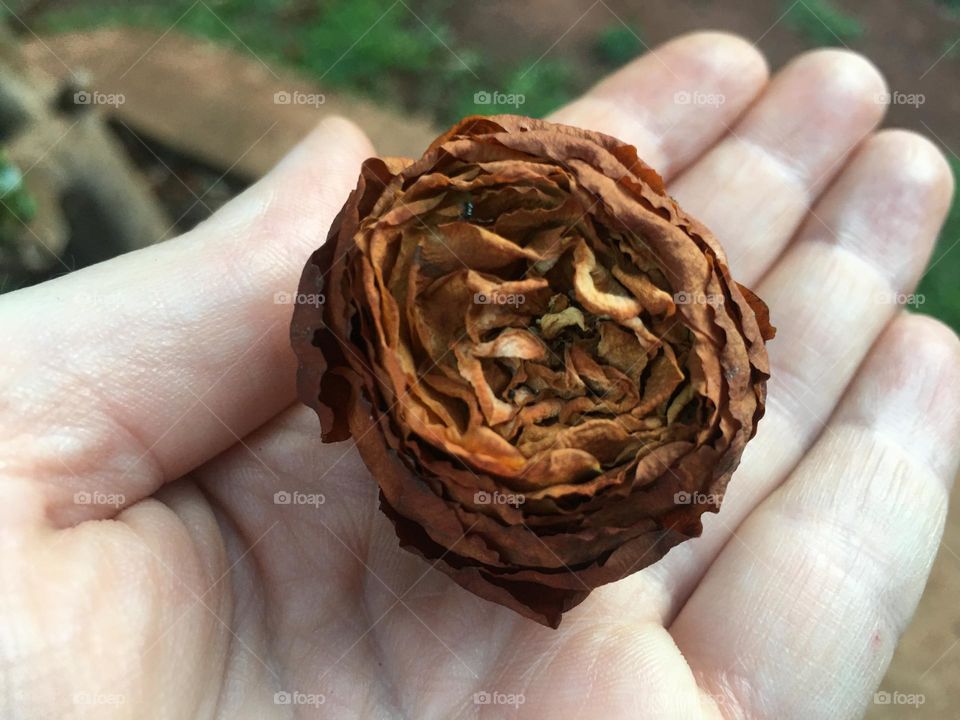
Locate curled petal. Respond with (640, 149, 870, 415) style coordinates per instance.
(292, 115, 773, 628)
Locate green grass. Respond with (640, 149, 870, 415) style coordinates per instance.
(593, 23, 645, 67)
(784, 0, 863, 47)
(915, 156, 960, 333)
(38, 0, 469, 112)
(36, 0, 582, 123)
(0, 149, 36, 246)
(445, 59, 577, 125)
(942, 37, 960, 59)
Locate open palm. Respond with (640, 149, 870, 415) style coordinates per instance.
(3, 33, 958, 719)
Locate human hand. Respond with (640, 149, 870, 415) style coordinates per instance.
(2, 32, 958, 719)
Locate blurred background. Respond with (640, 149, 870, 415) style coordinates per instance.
(0, 1, 956, 716)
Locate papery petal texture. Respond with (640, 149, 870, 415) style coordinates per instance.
(291, 115, 775, 628)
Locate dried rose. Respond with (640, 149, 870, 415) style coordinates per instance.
(291, 115, 775, 628)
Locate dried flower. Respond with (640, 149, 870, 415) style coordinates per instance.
(291, 115, 775, 627)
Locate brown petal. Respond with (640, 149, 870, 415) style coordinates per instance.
(292, 114, 774, 628)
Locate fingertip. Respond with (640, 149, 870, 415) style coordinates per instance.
(740, 48, 887, 164)
(608, 29, 770, 105)
(885, 312, 960, 383)
(814, 128, 955, 288)
(658, 30, 770, 82)
(841, 312, 960, 479)
(220, 115, 372, 256)
(315, 114, 376, 157)
(270, 114, 374, 180)
(790, 46, 888, 101)
(868, 128, 956, 214)
(554, 30, 770, 176)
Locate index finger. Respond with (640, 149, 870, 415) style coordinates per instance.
(550, 31, 768, 178)
(0, 117, 373, 528)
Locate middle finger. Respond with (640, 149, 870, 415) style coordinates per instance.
(670, 48, 887, 284)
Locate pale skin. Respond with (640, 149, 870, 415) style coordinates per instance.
(1, 32, 959, 719)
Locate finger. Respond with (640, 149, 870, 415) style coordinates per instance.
(550, 31, 769, 178)
(668, 313, 960, 719)
(0, 117, 373, 528)
(601, 128, 954, 622)
(670, 49, 887, 283)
